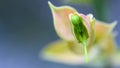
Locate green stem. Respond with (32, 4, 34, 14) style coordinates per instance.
(82, 42, 88, 63)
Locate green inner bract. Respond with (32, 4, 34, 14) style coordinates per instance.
(70, 13, 89, 63)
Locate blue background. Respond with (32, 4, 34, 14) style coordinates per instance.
(0, 0, 120, 68)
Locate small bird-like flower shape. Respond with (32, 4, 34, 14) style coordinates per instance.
(41, 1, 117, 65)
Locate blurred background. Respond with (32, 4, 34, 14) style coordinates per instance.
(0, 0, 120, 68)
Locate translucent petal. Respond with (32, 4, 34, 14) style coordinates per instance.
(41, 40, 99, 65)
(48, 1, 76, 41)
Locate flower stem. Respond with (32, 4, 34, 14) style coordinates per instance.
(82, 42, 88, 63)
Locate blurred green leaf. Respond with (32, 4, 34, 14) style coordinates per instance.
(62, 0, 92, 5)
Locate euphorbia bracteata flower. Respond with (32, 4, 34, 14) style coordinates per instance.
(47, 1, 96, 63)
(41, 1, 117, 65)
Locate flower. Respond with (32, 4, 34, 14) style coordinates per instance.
(41, 1, 117, 65)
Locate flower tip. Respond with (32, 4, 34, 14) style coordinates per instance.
(112, 21, 117, 27)
(87, 14, 93, 21)
(48, 1, 56, 11)
(87, 14, 95, 25)
(109, 21, 117, 32)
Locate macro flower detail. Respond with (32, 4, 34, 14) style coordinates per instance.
(41, 1, 117, 65)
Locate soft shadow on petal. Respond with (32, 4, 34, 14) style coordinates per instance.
(93, 21, 117, 56)
(95, 21, 117, 43)
(98, 34, 116, 56)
